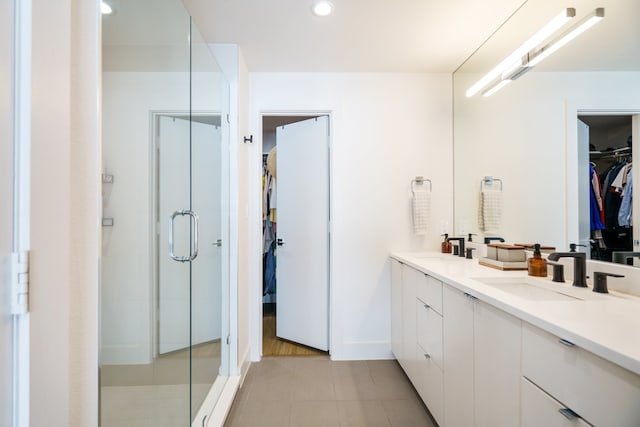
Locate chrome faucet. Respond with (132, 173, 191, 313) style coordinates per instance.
(547, 251, 588, 288)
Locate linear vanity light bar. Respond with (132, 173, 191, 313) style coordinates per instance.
(481, 79, 512, 97)
(482, 65, 534, 97)
(481, 53, 534, 97)
(466, 8, 576, 98)
(526, 8, 604, 68)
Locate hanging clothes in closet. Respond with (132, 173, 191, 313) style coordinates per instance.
(595, 148, 633, 255)
(263, 146, 277, 303)
(589, 163, 605, 231)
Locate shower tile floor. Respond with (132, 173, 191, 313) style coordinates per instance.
(224, 357, 437, 427)
(100, 341, 220, 426)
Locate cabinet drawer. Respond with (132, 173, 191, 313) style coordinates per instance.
(416, 273, 442, 315)
(416, 299, 443, 369)
(522, 322, 640, 427)
(415, 344, 444, 426)
(521, 377, 592, 427)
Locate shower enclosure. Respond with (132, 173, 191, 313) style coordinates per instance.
(100, 0, 230, 425)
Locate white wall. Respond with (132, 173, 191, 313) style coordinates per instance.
(101, 71, 222, 364)
(30, 0, 100, 425)
(210, 44, 251, 376)
(453, 71, 640, 250)
(249, 73, 453, 360)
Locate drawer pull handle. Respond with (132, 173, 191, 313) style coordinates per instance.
(424, 303, 430, 309)
(424, 353, 431, 359)
(464, 292, 477, 300)
(558, 408, 579, 420)
(558, 338, 575, 347)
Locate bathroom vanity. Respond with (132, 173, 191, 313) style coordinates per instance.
(390, 252, 640, 427)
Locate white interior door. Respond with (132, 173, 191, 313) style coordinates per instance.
(633, 116, 639, 265)
(577, 119, 590, 254)
(158, 115, 222, 354)
(158, 116, 191, 354)
(158, 116, 223, 354)
(276, 116, 330, 351)
(191, 120, 222, 345)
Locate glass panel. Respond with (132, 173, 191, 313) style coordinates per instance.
(101, 0, 230, 425)
(0, 1, 15, 424)
(189, 20, 230, 421)
(100, 0, 192, 424)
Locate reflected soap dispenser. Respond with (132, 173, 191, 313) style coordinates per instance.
(527, 243, 548, 277)
(441, 234, 452, 254)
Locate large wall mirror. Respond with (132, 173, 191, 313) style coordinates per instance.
(453, 0, 640, 265)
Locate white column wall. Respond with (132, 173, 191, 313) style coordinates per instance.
(249, 73, 453, 360)
(209, 44, 250, 376)
(30, 0, 100, 425)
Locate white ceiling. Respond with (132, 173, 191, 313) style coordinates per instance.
(183, 0, 527, 72)
(104, 0, 640, 74)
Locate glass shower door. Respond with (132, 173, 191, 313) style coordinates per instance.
(100, 1, 190, 425)
(101, 2, 229, 425)
(189, 23, 229, 422)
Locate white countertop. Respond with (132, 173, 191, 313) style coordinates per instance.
(391, 252, 640, 376)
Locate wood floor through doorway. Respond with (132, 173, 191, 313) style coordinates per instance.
(262, 313, 328, 357)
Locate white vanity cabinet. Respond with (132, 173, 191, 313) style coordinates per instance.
(442, 284, 521, 427)
(415, 277, 444, 425)
(390, 259, 444, 425)
(522, 323, 640, 427)
(521, 377, 591, 427)
(392, 253, 640, 427)
(473, 297, 521, 427)
(442, 285, 474, 427)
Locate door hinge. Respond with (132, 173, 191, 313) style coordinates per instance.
(11, 251, 30, 315)
(226, 334, 231, 345)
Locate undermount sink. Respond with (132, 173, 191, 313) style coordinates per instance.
(472, 277, 583, 301)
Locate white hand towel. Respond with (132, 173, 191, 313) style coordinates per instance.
(478, 189, 502, 233)
(412, 190, 431, 235)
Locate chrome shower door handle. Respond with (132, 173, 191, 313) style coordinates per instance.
(169, 209, 199, 262)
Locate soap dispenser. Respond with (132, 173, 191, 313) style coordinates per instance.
(527, 243, 548, 277)
(441, 234, 452, 254)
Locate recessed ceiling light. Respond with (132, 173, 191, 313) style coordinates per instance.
(312, 1, 333, 17)
(101, 1, 113, 15)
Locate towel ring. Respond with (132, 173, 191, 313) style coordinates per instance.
(480, 176, 503, 191)
(411, 176, 432, 194)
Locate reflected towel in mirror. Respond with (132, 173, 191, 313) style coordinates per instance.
(478, 189, 502, 233)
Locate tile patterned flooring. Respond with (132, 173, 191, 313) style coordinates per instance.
(224, 357, 437, 427)
(100, 341, 220, 426)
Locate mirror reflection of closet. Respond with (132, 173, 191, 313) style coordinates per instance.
(581, 115, 636, 263)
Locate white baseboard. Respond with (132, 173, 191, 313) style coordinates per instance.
(203, 351, 253, 427)
(203, 375, 241, 427)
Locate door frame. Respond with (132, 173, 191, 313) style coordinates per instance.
(572, 110, 640, 263)
(253, 111, 333, 358)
